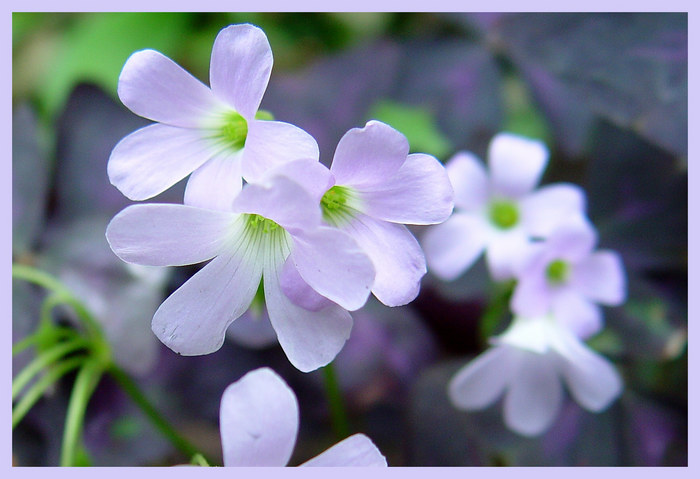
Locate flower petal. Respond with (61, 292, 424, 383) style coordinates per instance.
(510, 273, 552, 319)
(421, 213, 488, 281)
(488, 133, 549, 198)
(261, 158, 334, 203)
(345, 216, 425, 307)
(152, 246, 262, 355)
(184, 150, 243, 211)
(361, 153, 454, 225)
(301, 434, 387, 467)
(485, 229, 532, 281)
(279, 256, 334, 312)
(330, 120, 409, 189)
(448, 346, 514, 410)
(264, 260, 353, 373)
(209, 24, 273, 119)
(520, 183, 587, 238)
(108, 123, 213, 201)
(220, 368, 298, 466)
(225, 307, 279, 349)
(503, 349, 563, 436)
(445, 151, 489, 211)
(242, 120, 320, 182)
(571, 251, 627, 306)
(291, 226, 375, 311)
(551, 289, 604, 340)
(106, 203, 235, 266)
(118, 49, 221, 128)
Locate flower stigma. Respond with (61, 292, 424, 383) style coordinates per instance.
(489, 199, 519, 230)
(546, 259, 570, 285)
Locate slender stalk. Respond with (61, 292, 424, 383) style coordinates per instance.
(12, 326, 76, 356)
(478, 280, 515, 343)
(321, 362, 351, 440)
(107, 364, 209, 464)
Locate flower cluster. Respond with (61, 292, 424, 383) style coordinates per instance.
(423, 133, 627, 436)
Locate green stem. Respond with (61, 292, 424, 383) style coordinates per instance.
(478, 280, 516, 343)
(107, 364, 209, 464)
(61, 360, 104, 467)
(321, 362, 351, 440)
(12, 326, 76, 356)
(12, 356, 86, 428)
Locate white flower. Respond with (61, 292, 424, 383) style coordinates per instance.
(108, 23, 318, 210)
(220, 367, 387, 466)
(511, 219, 626, 339)
(423, 132, 587, 281)
(448, 314, 623, 437)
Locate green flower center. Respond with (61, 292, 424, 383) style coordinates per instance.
(320, 185, 358, 226)
(217, 111, 248, 151)
(489, 200, 520, 230)
(245, 214, 281, 235)
(546, 259, 570, 285)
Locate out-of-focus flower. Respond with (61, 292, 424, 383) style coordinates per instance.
(448, 314, 623, 437)
(423, 132, 587, 281)
(511, 220, 626, 339)
(219, 367, 387, 466)
(108, 23, 318, 209)
(106, 168, 374, 373)
(318, 120, 454, 307)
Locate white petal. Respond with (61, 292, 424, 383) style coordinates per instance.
(209, 24, 273, 119)
(509, 273, 552, 319)
(261, 158, 334, 203)
(571, 251, 627, 305)
(551, 289, 604, 340)
(184, 150, 243, 211)
(345, 216, 425, 307)
(301, 434, 387, 467)
(330, 120, 409, 189)
(152, 247, 262, 356)
(291, 227, 375, 311)
(520, 183, 587, 238)
(106, 204, 235, 266)
(264, 259, 353, 373)
(448, 346, 514, 410)
(503, 349, 563, 436)
(488, 133, 549, 198)
(118, 49, 220, 128)
(361, 153, 454, 225)
(445, 151, 489, 211)
(279, 256, 334, 312)
(546, 220, 598, 263)
(220, 368, 298, 466)
(421, 213, 488, 281)
(242, 120, 320, 182)
(108, 123, 213, 201)
(485, 230, 532, 281)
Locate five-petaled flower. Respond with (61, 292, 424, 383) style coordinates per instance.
(108, 23, 319, 211)
(422, 132, 587, 282)
(219, 367, 387, 466)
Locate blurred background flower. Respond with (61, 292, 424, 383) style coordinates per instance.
(12, 12, 687, 466)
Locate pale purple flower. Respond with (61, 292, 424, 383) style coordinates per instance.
(423, 132, 587, 281)
(316, 120, 454, 307)
(108, 24, 318, 210)
(106, 163, 375, 372)
(220, 367, 387, 466)
(511, 219, 626, 339)
(449, 314, 623, 437)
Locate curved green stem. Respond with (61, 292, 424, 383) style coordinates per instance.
(12, 356, 86, 428)
(12, 326, 76, 357)
(322, 362, 351, 440)
(478, 280, 516, 343)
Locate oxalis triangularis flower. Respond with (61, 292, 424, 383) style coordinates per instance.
(106, 161, 375, 373)
(108, 23, 318, 209)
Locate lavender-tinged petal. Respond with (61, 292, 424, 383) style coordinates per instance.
(422, 213, 488, 281)
(261, 158, 334, 203)
(445, 151, 490, 211)
(152, 248, 262, 355)
(233, 176, 321, 234)
(242, 119, 320, 183)
(108, 123, 213, 201)
(209, 24, 273, 119)
(503, 349, 563, 436)
(264, 260, 353, 373)
(485, 230, 532, 281)
(488, 133, 549, 198)
(520, 183, 588, 238)
(279, 256, 335, 312)
(510, 273, 552, 318)
(571, 251, 627, 305)
(225, 307, 279, 349)
(551, 289, 604, 340)
(330, 120, 409, 189)
(546, 220, 599, 263)
(345, 216, 425, 307)
(106, 204, 235, 266)
(448, 346, 514, 410)
(220, 368, 298, 466)
(183, 150, 243, 211)
(291, 226, 375, 311)
(361, 153, 454, 225)
(301, 434, 387, 467)
(118, 49, 221, 128)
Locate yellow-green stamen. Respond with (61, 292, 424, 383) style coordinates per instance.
(489, 200, 519, 230)
(546, 259, 570, 285)
(320, 185, 358, 226)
